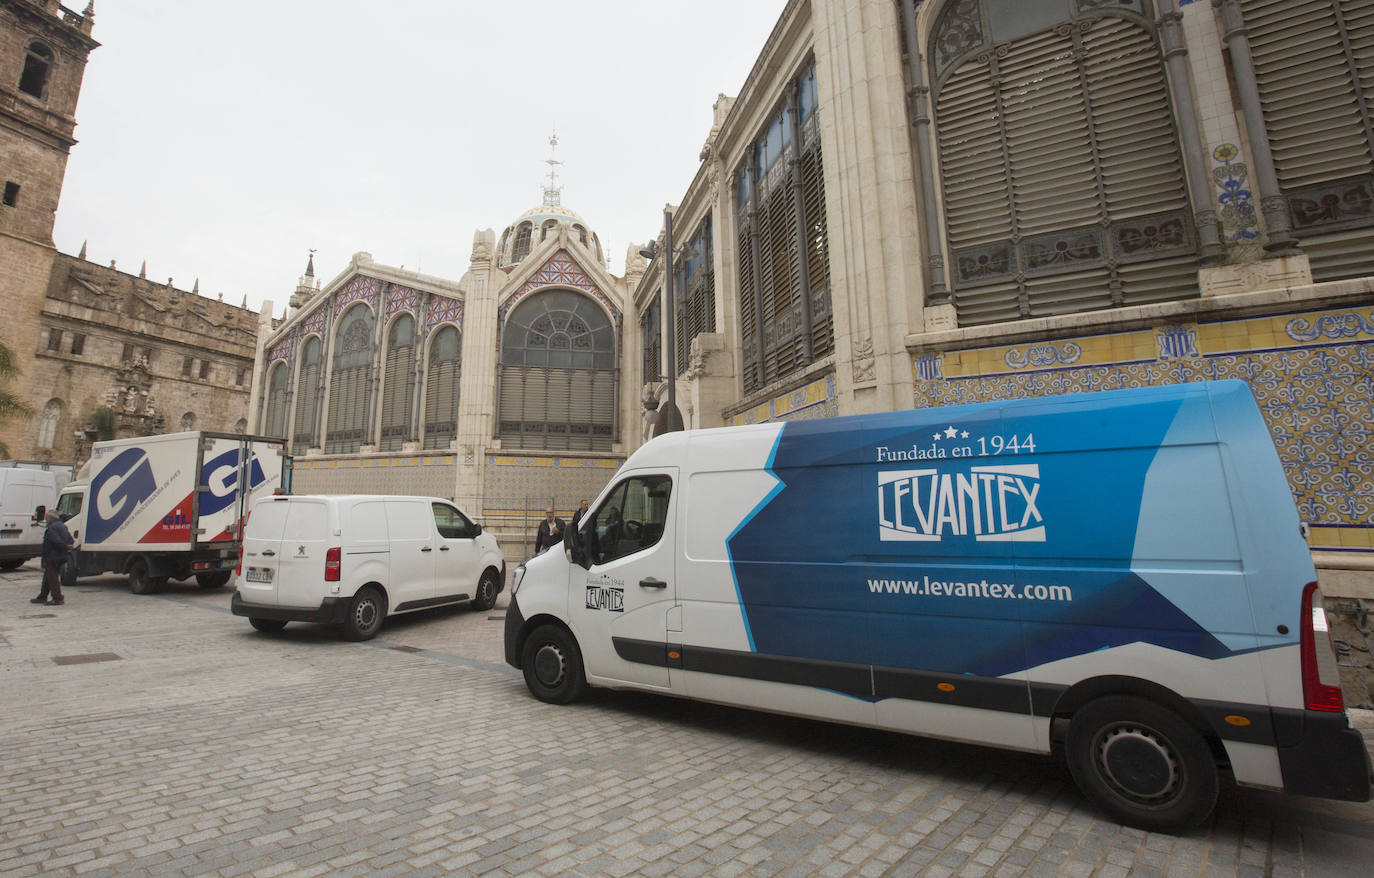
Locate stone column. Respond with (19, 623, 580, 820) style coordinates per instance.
(454, 230, 497, 511)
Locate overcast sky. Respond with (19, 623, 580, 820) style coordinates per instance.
(52, 1, 787, 317)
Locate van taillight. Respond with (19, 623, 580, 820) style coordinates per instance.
(235, 544, 243, 577)
(325, 547, 341, 582)
(1299, 581, 1345, 712)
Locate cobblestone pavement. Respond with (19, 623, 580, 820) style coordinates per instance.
(2, 562, 1373, 877)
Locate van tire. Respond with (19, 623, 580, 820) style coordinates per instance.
(1065, 695, 1218, 832)
(128, 560, 165, 595)
(249, 618, 287, 633)
(0, 558, 25, 571)
(196, 571, 231, 589)
(521, 624, 587, 704)
(60, 557, 77, 588)
(471, 570, 499, 611)
(340, 587, 386, 641)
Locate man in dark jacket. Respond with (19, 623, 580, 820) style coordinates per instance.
(33, 510, 73, 606)
(534, 507, 565, 554)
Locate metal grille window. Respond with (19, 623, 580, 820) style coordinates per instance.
(379, 314, 416, 452)
(325, 304, 376, 454)
(512, 222, 533, 263)
(641, 297, 662, 383)
(673, 214, 717, 374)
(498, 289, 617, 451)
(423, 325, 461, 450)
(932, 0, 1195, 326)
(263, 361, 290, 439)
(292, 337, 322, 450)
(1240, 0, 1374, 279)
(735, 61, 833, 395)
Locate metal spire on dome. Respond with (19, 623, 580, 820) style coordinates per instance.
(542, 130, 562, 207)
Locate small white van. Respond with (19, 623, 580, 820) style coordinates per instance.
(231, 494, 505, 640)
(504, 381, 1371, 831)
(0, 468, 58, 570)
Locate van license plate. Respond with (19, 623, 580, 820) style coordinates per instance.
(245, 567, 273, 583)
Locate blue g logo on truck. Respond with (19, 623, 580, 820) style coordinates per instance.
(88, 448, 157, 543)
(199, 448, 268, 517)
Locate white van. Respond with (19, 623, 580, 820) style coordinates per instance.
(503, 381, 1372, 831)
(231, 494, 505, 640)
(0, 468, 59, 570)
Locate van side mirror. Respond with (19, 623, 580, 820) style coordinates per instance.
(472, 523, 482, 536)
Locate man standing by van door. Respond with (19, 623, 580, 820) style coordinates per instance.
(32, 510, 72, 606)
(534, 507, 565, 554)
(565, 499, 589, 564)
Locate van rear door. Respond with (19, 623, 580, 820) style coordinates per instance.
(570, 470, 677, 689)
(238, 497, 291, 606)
(274, 499, 331, 609)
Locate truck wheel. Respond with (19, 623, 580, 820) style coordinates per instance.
(470, 570, 500, 611)
(60, 558, 77, 589)
(196, 571, 231, 589)
(521, 624, 587, 704)
(249, 618, 288, 633)
(128, 559, 159, 595)
(340, 587, 385, 641)
(0, 558, 25, 571)
(1065, 695, 1218, 832)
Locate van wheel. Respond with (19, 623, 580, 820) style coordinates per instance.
(1065, 696, 1218, 832)
(470, 570, 499, 611)
(340, 587, 385, 641)
(128, 560, 165, 595)
(521, 624, 587, 704)
(0, 558, 25, 571)
(196, 571, 231, 589)
(249, 618, 287, 633)
(60, 558, 77, 589)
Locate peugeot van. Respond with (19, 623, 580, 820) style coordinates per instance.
(232, 494, 505, 640)
(0, 468, 58, 570)
(504, 381, 1372, 831)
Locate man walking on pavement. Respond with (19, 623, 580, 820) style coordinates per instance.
(534, 507, 565, 555)
(32, 509, 73, 606)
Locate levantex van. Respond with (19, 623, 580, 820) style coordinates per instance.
(504, 381, 1371, 831)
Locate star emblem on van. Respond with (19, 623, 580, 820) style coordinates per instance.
(944, 426, 959, 438)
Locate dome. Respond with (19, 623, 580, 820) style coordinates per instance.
(497, 203, 604, 268)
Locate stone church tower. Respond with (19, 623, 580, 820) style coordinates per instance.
(0, 0, 98, 455)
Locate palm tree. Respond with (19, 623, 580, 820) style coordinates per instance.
(0, 341, 33, 459)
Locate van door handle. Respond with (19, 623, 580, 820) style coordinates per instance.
(421, 546, 433, 552)
(261, 550, 276, 557)
(639, 577, 667, 589)
(439, 546, 450, 551)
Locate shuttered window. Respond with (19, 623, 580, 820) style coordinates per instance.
(498, 289, 617, 451)
(325, 305, 375, 454)
(641, 297, 662, 383)
(734, 62, 833, 396)
(933, 3, 1195, 325)
(292, 337, 322, 450)
(263, 362, 290, 439)
(1241, 0, 1374, 280)
(674, 214, 717, 374)
(423, 325, 461, 450)
(511, 222, 533, 263)
(379, 314, 416, 451)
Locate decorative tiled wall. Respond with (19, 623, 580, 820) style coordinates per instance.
(292, 455, 457, 501)
(482, 454, 624, 522)
(728, 374, 839, 426)
(914, 305, 1374, 557)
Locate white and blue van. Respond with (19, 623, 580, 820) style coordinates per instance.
(504, 380, 1371, 830)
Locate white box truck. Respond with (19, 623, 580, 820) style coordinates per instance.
(55, 432, 289, 593)
(0, 467, 59, 570)
(504, 380, 1371, 831)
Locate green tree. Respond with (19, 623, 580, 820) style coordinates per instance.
(0, 341, 33, 458)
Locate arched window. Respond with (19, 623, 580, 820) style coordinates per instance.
(930, 0, 1194, 326)
(498, 289, 617, 451)
(541, 219, 558, 241)
(36, 399, 61, 449)
(379, 314, 416, 451)
(573, 224, 588, 246)
(179, 412, 196, 432)
(734, 61, 833, 394)
(19, 42, 52, 99)
(423, 325, 462, 450)
(511, 222, 533, 263)
(262, 361, 290, 439)
(325, 304, 376, 454)
(1239, 0, 1374, 279)
(292, 337, 323, 450)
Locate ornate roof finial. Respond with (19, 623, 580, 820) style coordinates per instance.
(78, 240, 87, 260)
(305, 248, 316, 277)
(542, 129, 562, 208)
(138, 260, 146, 279)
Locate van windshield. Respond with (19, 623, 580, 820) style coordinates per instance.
(55, 492, 82, 520)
